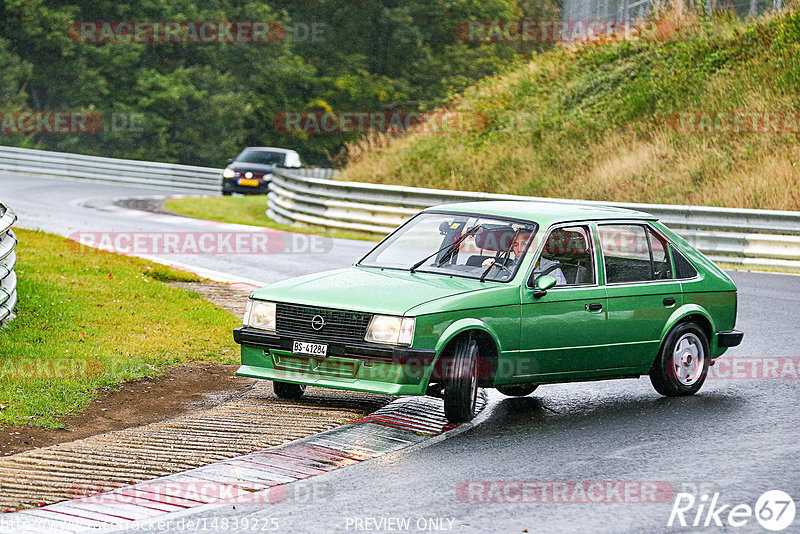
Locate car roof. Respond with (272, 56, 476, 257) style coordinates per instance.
(426, 200, 655, 227)
(242, 147, 298, 154)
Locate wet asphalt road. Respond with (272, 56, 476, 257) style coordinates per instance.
(0, 171, 374, 285)
(1, 173, 798, 533)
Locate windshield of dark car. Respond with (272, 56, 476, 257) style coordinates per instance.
(236, 150, 286, 165)
(358, 212, 537, 282)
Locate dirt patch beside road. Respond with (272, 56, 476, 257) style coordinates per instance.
(2, 281, 256, 457)
(1, 364, 256, 457)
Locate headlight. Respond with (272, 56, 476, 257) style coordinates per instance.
(222, 168, 235, 178)
(364, 315, 415, 346)
(244, 300, 276, 331)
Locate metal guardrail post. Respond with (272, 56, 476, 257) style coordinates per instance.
(0, 202, 18, 327)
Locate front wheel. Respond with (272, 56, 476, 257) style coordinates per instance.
(444, 337, 480, 424)
(650, 322, 709, 396)
(273, 381, 306, 400)
(497, 384, 538, 397)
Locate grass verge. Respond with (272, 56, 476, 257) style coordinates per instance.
(164, 196, 379, 242)
(0, 229, 240, 428)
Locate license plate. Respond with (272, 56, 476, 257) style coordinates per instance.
(237, 178, 260, 187)
(292, 341, 328, 357)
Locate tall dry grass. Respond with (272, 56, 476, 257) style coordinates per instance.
(339, 5, 800, 210)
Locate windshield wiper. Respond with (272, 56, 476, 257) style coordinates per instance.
(480, 228, 519, 282)
(409, 224, 482, 273)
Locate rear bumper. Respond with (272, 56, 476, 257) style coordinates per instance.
(717, 330, 744, 348)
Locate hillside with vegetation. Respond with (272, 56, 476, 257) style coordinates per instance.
(341, 7, 800, 210)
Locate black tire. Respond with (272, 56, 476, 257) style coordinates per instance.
(443, 336, 480, 424)
(650, 322, 710, 396)
(273, 381, 306, 400)
(496, 384, 538, 397)
(222, 191, 232, 196)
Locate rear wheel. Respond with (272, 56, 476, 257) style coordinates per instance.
(273, 381, 306, 400)
(496, 384, 538, 397)
(444, 336, 480, 424)
(650, 322, 709, 396)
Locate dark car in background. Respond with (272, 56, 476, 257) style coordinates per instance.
(221, 147, 302, 195)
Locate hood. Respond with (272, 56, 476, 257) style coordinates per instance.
(228, 162, 276, 174)
(250, 267, 497, 316)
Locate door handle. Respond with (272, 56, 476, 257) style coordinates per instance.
(663, 297, 677, 306)
(586, 303, 603, 312)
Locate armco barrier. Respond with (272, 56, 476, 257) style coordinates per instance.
(0, 145, 337, 192)
(0, 145, 221, 191)
(267, 168, 800, 272)
(0, 202, 18, 326)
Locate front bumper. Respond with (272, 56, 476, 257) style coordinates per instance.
(717, 329, 744, 348)
(221, 178, 270, 195)
(233, 327, 437, 395)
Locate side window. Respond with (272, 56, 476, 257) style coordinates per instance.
(598, 224, 654, 283)
(672, 246, 699, 279)
(531, 225, 595, 287)
(648, 228, 673, 280)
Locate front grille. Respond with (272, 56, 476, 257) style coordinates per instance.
(275, 303, 373, 344)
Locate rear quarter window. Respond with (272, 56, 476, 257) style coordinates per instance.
(672, 246, 699, 279)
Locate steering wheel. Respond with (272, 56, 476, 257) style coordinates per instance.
(539, 261, 565, 277)
(486, 260, 513, 276)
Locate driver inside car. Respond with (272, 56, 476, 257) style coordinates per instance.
(481, 230, 567, 286)
(532, 254, 567, 286)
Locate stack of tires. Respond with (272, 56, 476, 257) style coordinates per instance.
(0, 202, 18, 326)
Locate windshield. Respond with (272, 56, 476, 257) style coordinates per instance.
(358, 212, 537, 282)
(236, 150, 286, 166)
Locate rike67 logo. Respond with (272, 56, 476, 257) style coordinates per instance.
(669, 490, 796, 531)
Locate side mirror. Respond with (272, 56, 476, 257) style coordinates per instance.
(533, 275, 556, 298)
(226, 158, 235, 164)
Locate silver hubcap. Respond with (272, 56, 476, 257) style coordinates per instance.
(672, 333, 705, 386)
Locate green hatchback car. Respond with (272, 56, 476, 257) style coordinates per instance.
(233, 201, 743, 423)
